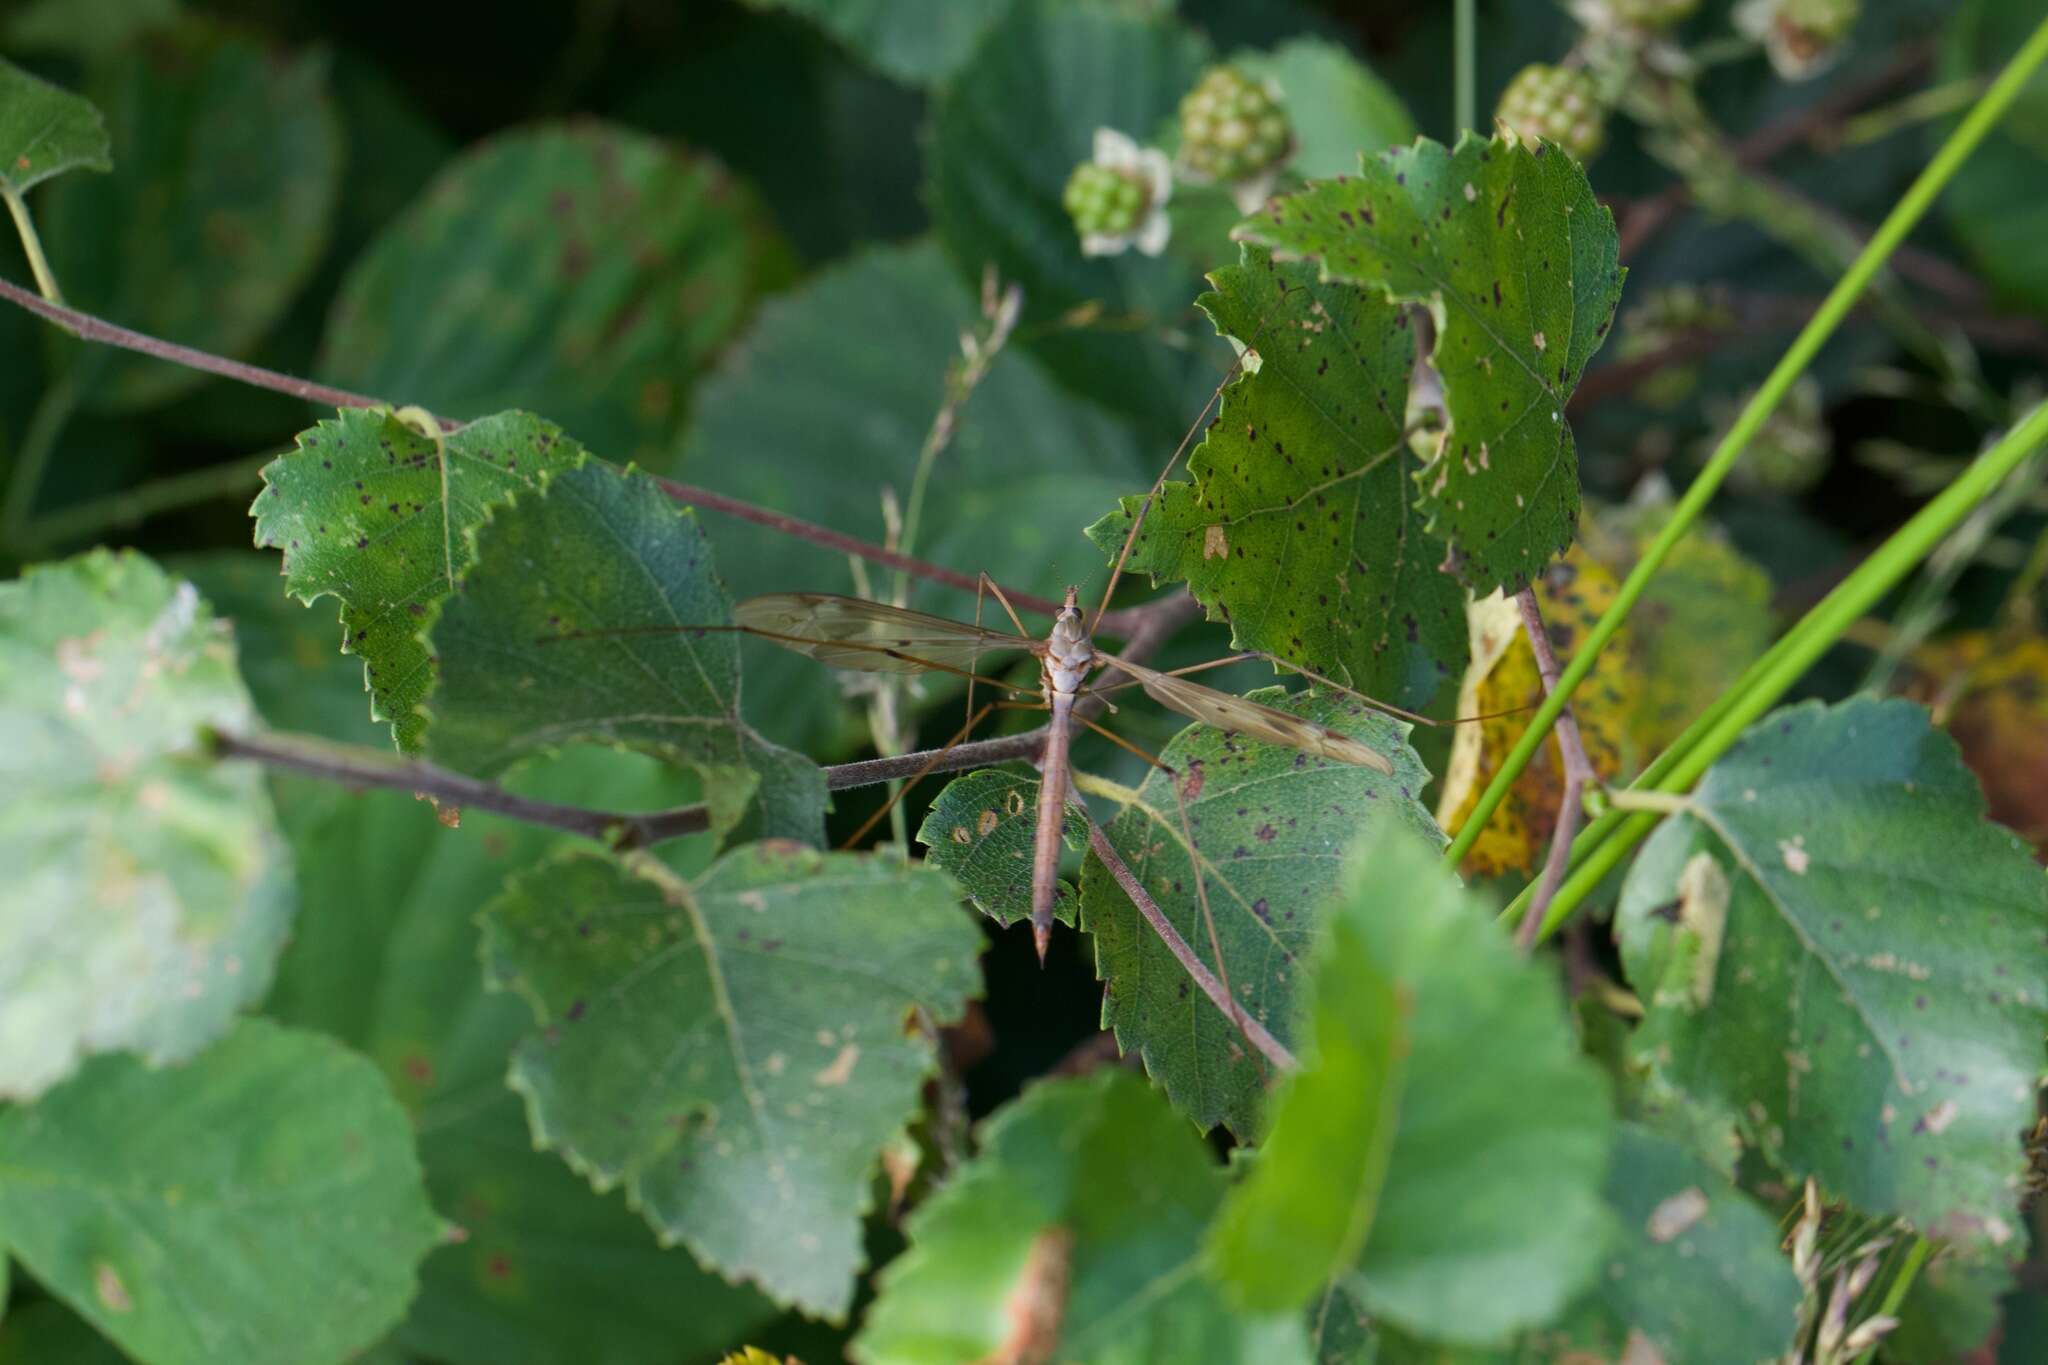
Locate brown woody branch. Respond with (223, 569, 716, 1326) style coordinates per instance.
(1513, 586, 1599, 951)
(0, 277, 1140, 626)
(210, 589, 1203, 848)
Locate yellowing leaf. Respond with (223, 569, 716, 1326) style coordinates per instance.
(1436, 546, 1629, 877)
(1902, 630, 2048, 857)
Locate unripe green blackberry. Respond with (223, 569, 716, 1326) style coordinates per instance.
(1063, 162, 1151, 239)
(1736, 0, 1860, 80)
(1063, 129, 1173, 257)
(1178, 65, 1292, 185)
(1495, 64, 1606, 162)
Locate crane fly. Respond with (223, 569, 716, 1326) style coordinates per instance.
(727, 584, 1394, 962)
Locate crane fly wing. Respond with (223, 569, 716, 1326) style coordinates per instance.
(1098, 655, 1394, 774)
(735, 593, 1039, 675)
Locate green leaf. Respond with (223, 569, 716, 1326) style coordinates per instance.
(249, 408, 586, 752)
(676, 239, 1158, 755)
(1235, 132, 1624, 594)
(927, 0, 1220, 429)
(265, 751, 780, 1365)
(0, 550, 291, 1100)
(852, 1069, 1314, 1365)
(41, 21, 341, 412)
(917, 765, 1084, 928)
(1615, 697, 2048, 1251)
(1082, 688, 1441, 1136)
(319, 122, 787, 466)
(745, 0, 1009, 85)
(0, 1020, 443, 1365)
(480, 843, 984, 1319)
(1235, 39, 1416, 181)
(1548, 1123, 1800, 1363)
(1209, 825, 1613, 1345)
(0, 58, 110, 196)
(421, 458, 826, 844)
(1084, 244, 1466, 710)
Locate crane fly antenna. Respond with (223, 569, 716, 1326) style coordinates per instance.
(1090, 304, 1288, 637)
(1097, 343, 1253, 638)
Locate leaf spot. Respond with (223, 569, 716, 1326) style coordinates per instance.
(813, 1044, 860, 1087)
(95, 1262, 133, 1312)
(1645, 1187, 1708, 1242)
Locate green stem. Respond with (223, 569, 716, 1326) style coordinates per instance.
(1839, 77, 1985, 148)
(1, 365, 84, 542)
(1501, 399, 2048, 941)
(2, 187, 63, 304)
(13, 450, 276, 554)
(1851, 1235, 1931, 1365)
(1453, 0, 1477, 135)
(1443, 15, 2048, 872)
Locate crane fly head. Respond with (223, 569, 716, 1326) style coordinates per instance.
(1044, 584, 1095, 696)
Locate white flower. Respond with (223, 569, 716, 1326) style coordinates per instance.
(1080, 128, 1173, 258)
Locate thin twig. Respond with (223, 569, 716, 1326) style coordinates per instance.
(212, 590, 1205, 850)
(1513, 585, 1597, 952)
(1084, 817, 1297, 1073)
(0, 276, 404, 416)
(0, 277, 1139, 627)
(1615, 41, 1934, 265)
(211, 728, 715, 845)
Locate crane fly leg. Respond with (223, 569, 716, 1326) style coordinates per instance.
(840, 700, 1002, 851)
(1072, 714, 1262, 1082)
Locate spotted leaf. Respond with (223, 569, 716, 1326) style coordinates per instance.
(479, 843, 983, 1319)
(1616, 698, 2048, 1250)
(1235, 132, 1624, 595)
(1086, 244, 1467, 712)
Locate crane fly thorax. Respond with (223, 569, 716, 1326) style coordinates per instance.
(1043, 595, 1095, 698)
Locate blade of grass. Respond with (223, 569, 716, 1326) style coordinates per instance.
(1443, 14, 2048, 871)
(1501, 399, 2048, 942)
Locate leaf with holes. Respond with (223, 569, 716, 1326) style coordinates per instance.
(0, 58, 110, 196)
(479, 843, 983, 1319)
(1236, 132, 1624, 594)
(319, 122, 788, 465)
(852, 1069, 1315, 1365)
(1615, 697, 2048, 1251)
(40, 21, 341, 412)
(1085, 244, 1466, 712)
(1208, 826, 1613, 1346)
(1080, 688, 1440, 1137)
(250, 408, 585, 753)
(916, 765, 1084, 928)
(420, 459, 825, 844)
(0, 1020, 442, 1365)
(0, 550, 292, 1100)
